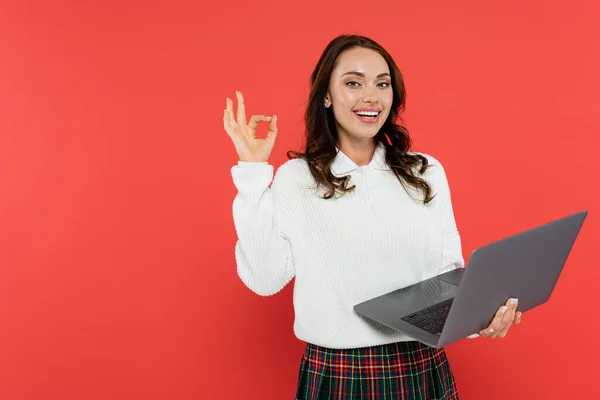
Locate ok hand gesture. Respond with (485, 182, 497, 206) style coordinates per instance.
(223, 91, 278, 162)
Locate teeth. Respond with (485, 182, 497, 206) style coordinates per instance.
(356, 111, 379, 116)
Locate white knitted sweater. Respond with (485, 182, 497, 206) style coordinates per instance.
(230, 142, 464, 349)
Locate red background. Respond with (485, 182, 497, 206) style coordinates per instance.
(1, 0, 599, 399)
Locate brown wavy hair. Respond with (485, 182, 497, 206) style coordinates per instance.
(287, 34, 435, 203)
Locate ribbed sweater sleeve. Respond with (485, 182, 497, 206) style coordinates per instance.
(431, 158, 465, 275)
(230, 160, 297, 296)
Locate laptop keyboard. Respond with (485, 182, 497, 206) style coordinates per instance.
(400, 298, 454, 336)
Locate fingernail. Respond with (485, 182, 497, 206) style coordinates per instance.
(510, 298, 518, 305)
(518, 312, 522, 318)
(500, 306, 508, 313)
(266, 116, 272, 120)
(489, 329, 494, 333)
(273, 115, 277, 121)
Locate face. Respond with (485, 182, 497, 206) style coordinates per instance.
(325, 47, 393, 147)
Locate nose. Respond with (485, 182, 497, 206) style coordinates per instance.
(361, 85, 379, 104)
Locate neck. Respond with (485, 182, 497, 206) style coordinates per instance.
(337, 138, 377, 167)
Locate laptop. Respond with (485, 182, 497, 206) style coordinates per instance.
(353, 210, 588, 348)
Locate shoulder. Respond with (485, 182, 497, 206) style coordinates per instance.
(271, 158, 312, 193)
(406, 152, 452, 193)
(408, 151, 444, 168)
(406, 151, 447, 177)
(277, 157, 308, 173)
(274, 158, 313, 182)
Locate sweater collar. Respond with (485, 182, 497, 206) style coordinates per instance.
(331, 141, 390, 176)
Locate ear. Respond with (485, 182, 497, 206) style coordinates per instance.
(324, 93, 331, 108)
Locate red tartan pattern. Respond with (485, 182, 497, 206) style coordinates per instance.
(295, 340, 459, 399)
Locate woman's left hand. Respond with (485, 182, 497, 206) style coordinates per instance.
(474, 298, 522, 339)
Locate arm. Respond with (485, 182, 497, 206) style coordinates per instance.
(430, 158, 465, 275)
(230, 160, 297, 296)
(429, 158, 475, 337)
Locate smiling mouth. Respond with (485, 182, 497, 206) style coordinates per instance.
(353, 111, 381, 123)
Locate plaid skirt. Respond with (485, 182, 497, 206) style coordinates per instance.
(295, 340, 458, 400)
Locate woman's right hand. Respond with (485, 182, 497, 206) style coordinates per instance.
(223, 91, 278, 163)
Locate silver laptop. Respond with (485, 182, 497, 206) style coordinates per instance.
(353, 210, 588, 348)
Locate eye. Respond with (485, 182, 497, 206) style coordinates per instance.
(345, 81, 391, 88)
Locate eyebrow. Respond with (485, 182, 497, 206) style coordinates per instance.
(340, 71, 390, 78)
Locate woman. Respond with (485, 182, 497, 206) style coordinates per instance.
(223, 34, 522, 400)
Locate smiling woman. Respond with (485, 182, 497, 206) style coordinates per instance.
(225, 34, 521, 400)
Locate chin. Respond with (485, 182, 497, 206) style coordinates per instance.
(351, 132, 379, 140)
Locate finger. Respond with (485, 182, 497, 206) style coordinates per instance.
(226, 98, 237, 129)
(494, 298, 518, 336)
(479, 323, 497, 338)
(497, 308, 516, 338)
(503, 297, 519, 327)
(506, 297, 519, 310)
(247, 115, 273, 136)
(223, 109, 231, 135)
(266, 115, 278, 141)
(479, 329, 491, 338)
(502, 302, 516, 326)
(513, 311, 522, 325)
(236, 91, 247, 130)
(501, 297, 520, 333)
(484, 305, 508, 338)
(492, 305, 509, 331)
(224, 109, 238, 136)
